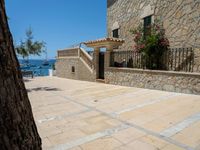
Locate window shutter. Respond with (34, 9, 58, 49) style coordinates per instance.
(144, 16, 152, 38)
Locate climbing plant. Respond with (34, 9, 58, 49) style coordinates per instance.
(130, 21, 169, 69)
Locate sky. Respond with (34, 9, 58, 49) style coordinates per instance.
(6, 0, 107, 59)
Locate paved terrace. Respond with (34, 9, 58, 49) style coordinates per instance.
(25, 77, 200, 150)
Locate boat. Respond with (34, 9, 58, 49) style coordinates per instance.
(20, 66, 30, 70)
(20, 63, 31, 70)
(37, 66, 42, 69)
(42, 49, 49, 66)
(42, 60, 49, 66)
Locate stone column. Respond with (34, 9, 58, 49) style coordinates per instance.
(194, 47, 200, 72)
(105, 45, 113, 68)
(93, 47, 100, 79)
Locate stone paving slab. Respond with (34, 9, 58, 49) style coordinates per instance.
(25, 77, 200, 150)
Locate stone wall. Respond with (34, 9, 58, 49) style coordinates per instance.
(107, 0, 200, 72)
(78, 59, 96, 81)
(105, 67, 200, 95)
(55, 57, 95, 82)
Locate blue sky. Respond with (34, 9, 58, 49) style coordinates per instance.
(6, 0, 107, 59)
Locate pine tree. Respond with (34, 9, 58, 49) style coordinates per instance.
(0, 0, 42, 149)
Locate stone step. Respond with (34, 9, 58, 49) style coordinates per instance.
(96, 79, 105, 83)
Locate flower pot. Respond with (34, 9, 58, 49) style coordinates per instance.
(49, 69, 53, 77)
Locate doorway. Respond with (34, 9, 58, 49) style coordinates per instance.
(98, 52, 105, 79)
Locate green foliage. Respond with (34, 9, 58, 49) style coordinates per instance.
(15, 41, 28, 59)
(15, 28, 46, 60)
(130, 21, 169, 70)
(52, 63, 55, 70)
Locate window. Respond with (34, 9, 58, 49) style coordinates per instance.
(112, 29, 119, 38)
(144, 15, 152, 38)
(71, 66, 75, 73)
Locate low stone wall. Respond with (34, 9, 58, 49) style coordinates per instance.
(105, 67, 200, 95)
(55, 57, 95, 82)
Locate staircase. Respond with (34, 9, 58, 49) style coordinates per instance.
(79, 48, 93, 72)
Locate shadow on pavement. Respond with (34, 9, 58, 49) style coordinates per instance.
(23, 78, 32, 82)
(27, 87, 61, 92)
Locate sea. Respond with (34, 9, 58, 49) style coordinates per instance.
(19, 59, 56, 76)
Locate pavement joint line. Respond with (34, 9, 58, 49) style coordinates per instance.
(49, 124, 130, 150)
(195, 144, 200, 150)
(30, 83, 187, 145)
(71, 89, 151, 108)
(71, 86, 121, 97)
(56, 94, 193, 150)
(160, 112, 200, 137)
(38, 117, 55, 123)
(114, 93, 180, 115)
(37, 109, 91, 124)
(34, 101, 68, 108)
(50, 92, 194, 150)
(122, 121, 194, 150)
(97, 89, 150, 104)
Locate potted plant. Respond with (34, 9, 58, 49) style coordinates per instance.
(49, 63, 56, 76)
(52, 63, 56, 76)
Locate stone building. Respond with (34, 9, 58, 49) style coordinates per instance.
(56, 0, 200, 94)
(107, 0, 200, 71)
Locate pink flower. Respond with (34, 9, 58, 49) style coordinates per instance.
(160, 38, 169, 46)
(140, 44, 145, 49)
(155, 25, 160, 30)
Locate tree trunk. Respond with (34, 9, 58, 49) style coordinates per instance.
(0, 0, 42, 149)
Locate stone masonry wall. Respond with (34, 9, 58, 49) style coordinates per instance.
(55, 58, 95, 82)
(105, 67, 200, 95)
(78, 59, 96, 82)
(107, 0, 200, 72)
